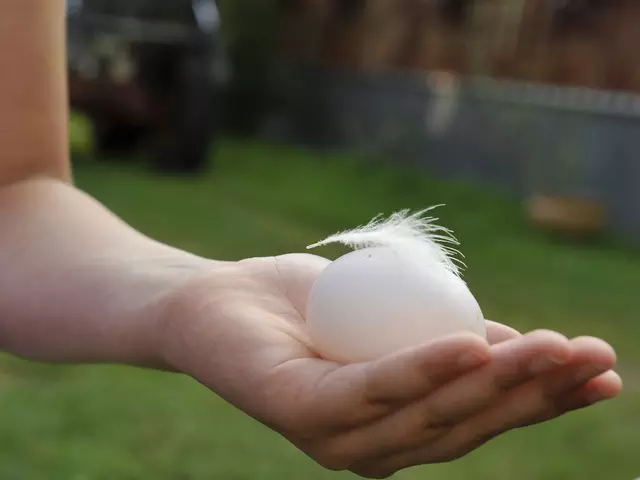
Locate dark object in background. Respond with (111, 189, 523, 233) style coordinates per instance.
(66, 0, 230, 174)
(216, 0, 282, 138)
(436, 0, 471, 26)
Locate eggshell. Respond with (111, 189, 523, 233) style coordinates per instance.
(306, 245, 486, 363)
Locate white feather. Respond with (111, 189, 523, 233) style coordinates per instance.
(306, 206, 466, 277)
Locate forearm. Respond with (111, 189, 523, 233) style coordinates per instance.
(0, 0, 71, 185)
(0, 178, 213, 369)
(0, 1, 218, 370)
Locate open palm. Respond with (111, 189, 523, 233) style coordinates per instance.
(161, 253, 622, 478)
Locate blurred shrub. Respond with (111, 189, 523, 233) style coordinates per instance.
(69, 112, 95, 157)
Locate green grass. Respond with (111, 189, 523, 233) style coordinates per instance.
(1, 135, 638, 479)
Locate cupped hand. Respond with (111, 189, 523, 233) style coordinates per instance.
(159, 253, 622, 479)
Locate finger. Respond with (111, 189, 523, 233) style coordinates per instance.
(424, 330, 571, 427)
(277, 333, 491, 432)
(485, 320, 521, 345)
(533, 336, 618, 397)
(361, 332, 491, 405)
(351, 370, 621, 477)
(411, 339, 618, 460)
(348, 338, 619, 475)
(313, 330, 570, 463)
(556, 370, 623, 411)
(527, 370, 623, 426)
(507, 336, 620, 428)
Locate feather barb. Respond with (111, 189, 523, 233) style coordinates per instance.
(307, 206, 466, 277)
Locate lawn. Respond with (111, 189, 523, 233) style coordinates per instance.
(1, 135, 638, 479)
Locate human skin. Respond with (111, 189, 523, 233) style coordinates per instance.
(0, 2, 622, 478)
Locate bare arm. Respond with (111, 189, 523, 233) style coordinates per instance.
(0, 179, 212, 368)
(0, 0, 71, 185)
(0, 1, 210, 368)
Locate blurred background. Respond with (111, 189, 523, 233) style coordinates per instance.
(1, 0, 638, 478)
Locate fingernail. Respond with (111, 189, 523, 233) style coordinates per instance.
(458, 351, 487, 369)
(529, 355, 565, 374)
(575, 365, 602, 384)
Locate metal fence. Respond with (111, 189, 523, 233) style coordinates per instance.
(261, 66, 640, 243)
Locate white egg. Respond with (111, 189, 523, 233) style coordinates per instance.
(306, 243, 486, 364)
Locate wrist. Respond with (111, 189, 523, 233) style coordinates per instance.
(154, 258, 252, 376)
(128, 252, 227, 372)
(0, 177, 228, 370)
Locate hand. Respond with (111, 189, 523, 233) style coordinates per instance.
(158, 253, 622, 479)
